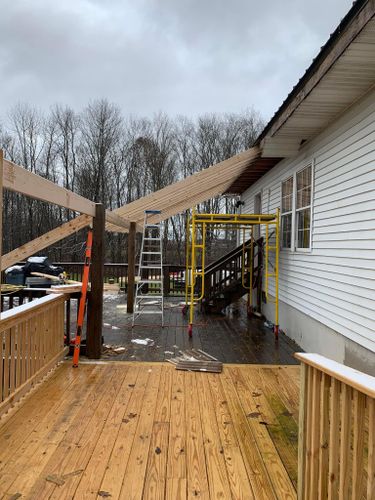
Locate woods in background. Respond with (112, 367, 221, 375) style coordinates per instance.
(1, 100, 263, 264)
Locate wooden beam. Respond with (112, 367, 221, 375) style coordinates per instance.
(105, 147, 260, 232)
(105, 211, 139, 232)
(86, 204, 104, 359)
(3, 159, 96, 216)
(2, 214, 92, 271)
(126, 222, 136, 314)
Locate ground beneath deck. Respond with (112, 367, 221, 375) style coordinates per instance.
(0, 361, 299, 499)
(96, 292, 301, 363)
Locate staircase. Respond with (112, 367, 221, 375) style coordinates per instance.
(200, 237, 263, 314)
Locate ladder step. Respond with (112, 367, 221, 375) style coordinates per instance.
(138, 279, 163, 284)
(137, 294, 163, 298)
(144, 237, 160, 241)
(134, 310, 163, 314)
(142, 251, 161, 255)
(145, 224, 160, 228)
(140, 265, 162, 269)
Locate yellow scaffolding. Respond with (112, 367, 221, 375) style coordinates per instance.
(185, 210, 280, 339)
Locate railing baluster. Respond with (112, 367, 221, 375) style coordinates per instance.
(309, 368, 322, 500)
(328, 377, 340, 500)
(367, 397, 375, 500)
(319, 373, 330, 499)
(339, 384, 352, 499)
(298, 362, 308, 500)
(351, 390, 366, 499)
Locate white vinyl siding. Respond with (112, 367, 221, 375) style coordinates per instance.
(241, 88, 375, 353)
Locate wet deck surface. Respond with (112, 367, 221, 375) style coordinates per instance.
(98, 292, 302, 363)
(0, 361, 300, 499)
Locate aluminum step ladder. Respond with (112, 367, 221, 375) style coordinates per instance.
(132, 210, 164, 326)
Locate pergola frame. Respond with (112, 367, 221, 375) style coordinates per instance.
(0, 152, 132, 358)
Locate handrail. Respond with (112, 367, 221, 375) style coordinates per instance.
(296, 352, 375, 499)
(0, 294, 67, 418)
(0, 294, 65, 330)
(295, 353, 375, 398)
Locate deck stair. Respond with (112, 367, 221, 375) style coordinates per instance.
(201, 237, 263, 314)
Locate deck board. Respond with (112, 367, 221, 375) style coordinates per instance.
(0, 361, 300, 499)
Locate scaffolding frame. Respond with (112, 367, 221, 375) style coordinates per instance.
(185, 210, 280, 339)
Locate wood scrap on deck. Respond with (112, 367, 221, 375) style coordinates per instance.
(168, 348, 223, 373)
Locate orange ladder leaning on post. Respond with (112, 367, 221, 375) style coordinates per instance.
(72, 229, 93, 367)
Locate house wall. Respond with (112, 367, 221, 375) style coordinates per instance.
(241, 88, 375, 371)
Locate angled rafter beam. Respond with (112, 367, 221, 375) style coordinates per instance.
(3, 159, 96, 216)
(105, 147, 260, 232)
(2, 214, 92, 271)
(105, 211, 138, 232)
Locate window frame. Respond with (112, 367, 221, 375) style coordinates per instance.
(280, 176, 294, 250)
(280, 161, 314, 252)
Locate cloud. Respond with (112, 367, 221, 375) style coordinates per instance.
(0, 0, 354, 120)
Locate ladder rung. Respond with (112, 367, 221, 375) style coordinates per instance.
(144, 237, 160, 240)
(145, 224, 160, 228)
(140, 265, 162, 269)
(137, 295, 163, 299)
(138, 279, 163, 284)
(267, 246, 277, 250)
(134, 310, 163, 314)
(142, 251, 161, 255)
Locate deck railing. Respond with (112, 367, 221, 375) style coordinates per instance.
(296, 353, 375, 500)
(55, 262, 186, 295)
(0, 293, 67, 417)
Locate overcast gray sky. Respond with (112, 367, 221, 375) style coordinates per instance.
(0, 0, 353, 121)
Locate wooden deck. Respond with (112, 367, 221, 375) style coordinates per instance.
(100, 294, 301, 364)
(0, 361, 300, 499)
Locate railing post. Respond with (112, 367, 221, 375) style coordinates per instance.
(127, 222, 136, 313)
(0, 150, 3, 312)
(297, 362, 308, 500)
(87, 203, 104, 359)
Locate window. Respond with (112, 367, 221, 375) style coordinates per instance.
(281, 177, 293, 248)
(281, 164, 313, 250)
(296, 165, 312, 249)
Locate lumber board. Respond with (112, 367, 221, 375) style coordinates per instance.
(120, 365, 162, 499)
(230, 367, 296, 497)
(184, 372, 209, 498)
(0, 362, 300, 499)
(3, 159, 96, 215)
(106, 147, 260, 231)
(27, 365, 120, 499)
(2, 214, 92, 271)
(1, 364, 98, 497)
(99, 368, 150, 498)
(195, 373, 233, 499)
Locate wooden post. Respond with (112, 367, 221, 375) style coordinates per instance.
(127, 222, 136, 314)
(0, 150, 3, 311)
(87, 203, 104, 359)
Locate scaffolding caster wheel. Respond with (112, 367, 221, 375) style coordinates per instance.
(188, 324, 193, 338)
(274, 324, 279, 340)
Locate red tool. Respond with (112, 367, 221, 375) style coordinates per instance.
(72, 229, 93, 367)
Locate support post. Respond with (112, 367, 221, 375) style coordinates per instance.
(87, 203, 105, 359)
(127, 221, 136, 314)
(0, 150, 3, 311)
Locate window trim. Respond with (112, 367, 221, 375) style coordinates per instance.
(280, 161, 314, 252)
(280, 176, 294, 250)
